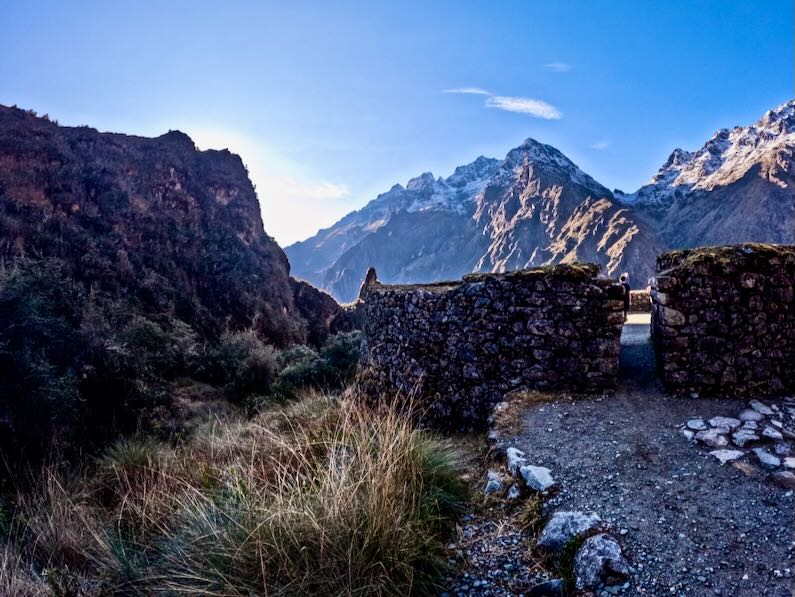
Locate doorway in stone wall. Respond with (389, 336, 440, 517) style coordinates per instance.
(619, 312, 655, 389)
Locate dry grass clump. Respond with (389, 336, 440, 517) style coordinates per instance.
(3, 393, 468, 595)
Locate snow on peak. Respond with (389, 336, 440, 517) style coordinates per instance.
(620, 101, 795, 206)
(491, 137, 610, 197)
(406, 172, 436, 190)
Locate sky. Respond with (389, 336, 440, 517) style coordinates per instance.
(0, 1, 792, 245)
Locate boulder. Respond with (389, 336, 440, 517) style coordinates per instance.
(762, 426, 784, 441)
(738, 408, 764, 422)
(506, 447, 528, 475)
(709, 449, 744, 464)
(519, 465, 556, 492)
(484, 470, 504, 496)
(708, 416, 741, 430)
(686, 418, 707, 431)
(753, 448, 781, 469)
(574, 533, 634, 590)
(695, 428, 729, 448)
(731, 430, 759, 448)
(750, 400, 774, 416)
(770, 471, 795, 489)
(527, 579, 566, 597)
(537, 511, 601, 554)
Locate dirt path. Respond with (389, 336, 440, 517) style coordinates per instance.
(496, 315, 794, 595)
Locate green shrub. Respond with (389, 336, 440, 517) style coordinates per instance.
(266, 331, 363, 404)
(197, 329, 278, 400)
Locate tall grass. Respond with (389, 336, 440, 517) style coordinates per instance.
(4, 394, 468, 595)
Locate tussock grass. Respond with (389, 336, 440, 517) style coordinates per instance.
(3, 393, 468, 595)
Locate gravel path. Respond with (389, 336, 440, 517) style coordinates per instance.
(497, 315, 794, 595)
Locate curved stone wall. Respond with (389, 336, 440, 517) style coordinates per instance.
(651, 244, 795, 397)
(359, 265, 626, 429)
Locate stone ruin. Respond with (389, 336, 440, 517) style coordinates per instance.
(650, 244, 795, 397)
(358, 264, 626, 429)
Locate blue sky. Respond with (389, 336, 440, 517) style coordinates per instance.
(1, 0, 792, 245)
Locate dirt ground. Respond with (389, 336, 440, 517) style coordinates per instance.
(490, 314, 794, 595)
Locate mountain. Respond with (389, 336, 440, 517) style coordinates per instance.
(0, 105, 310, 346)
(289, 101, 794, 303)
(617, 100, 795, 248)
(288, 140, 661, 302)
(286, 156, 499, 284)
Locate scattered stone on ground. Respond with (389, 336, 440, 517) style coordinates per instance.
(681, 396, 795, 487)
(574, 533, 634, 590)
(536, 511, 601, 553)
(709, 449, 744, 464)
(526, 578, 565, 596)
(519, 465, 556, 492)
(484, 471, 504, 496)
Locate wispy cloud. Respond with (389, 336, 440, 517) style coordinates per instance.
(485, 96, 562, 120)
(544, 62, 572, 73)
(442, 87, 492, 95)
(590, 140, 610, 150)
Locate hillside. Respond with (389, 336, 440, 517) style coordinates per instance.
(0, 105, 307, 346)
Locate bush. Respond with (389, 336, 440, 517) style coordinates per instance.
(2, 395, 469, 595)
(267, 331, 363, 404)
(0, 258, 203, 467)
(197, 329, 278, 400)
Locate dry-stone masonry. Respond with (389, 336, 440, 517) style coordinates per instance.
(359, 264, 626, 429)
(651, 244, 795, 397)
(629, 289, 651, 312)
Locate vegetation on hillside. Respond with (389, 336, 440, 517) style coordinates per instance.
(0, 257, 363, 470)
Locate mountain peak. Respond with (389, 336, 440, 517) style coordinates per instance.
(406, 172, 436, 190)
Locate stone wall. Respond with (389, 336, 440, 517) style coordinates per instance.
(629, 290, 651, 312)
(359, 264, 626, 429)
(651, 244, 795, 397)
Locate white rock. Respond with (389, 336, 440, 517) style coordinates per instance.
(783, 457, 795, 469)
(750, 400, 774, 416)
(709, 416, 741, 430)
(738, 408, 764, 422)
(506, 484, 521, 500)
(682, 429, 695, 440)
(732, 430, 760, 447)
(742, 420, 759, 430)
(762, 426, 784, 441)
(709, 449, 744, 464)
(695, 428, 729, 448)
(686, 418, 707, 431)
(519, 465, 556, 491)
(753, 448, 781, 469)
(537, 511, 601, 553)
(506, 447, 527, 475)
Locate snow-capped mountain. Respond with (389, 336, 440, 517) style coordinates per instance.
(287, 100, 794, 302)
(619, 100, 794, 208)
(285, 156, 499, 284)
(617, 100, 794, 248)
(288, 139, 659, 301)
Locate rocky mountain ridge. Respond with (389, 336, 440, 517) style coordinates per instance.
(288, 101, 795, 302)
(0, 105, 336, 346)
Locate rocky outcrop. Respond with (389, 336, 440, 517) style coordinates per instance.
(0, 105, 309, 346)
(359, 264, 626, 429)
(651, 244, 795, 396)
(290, 277, 361, 346)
